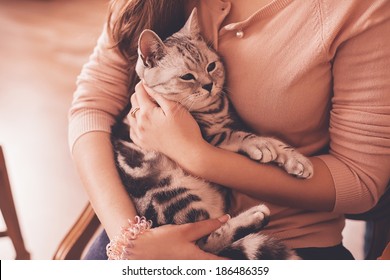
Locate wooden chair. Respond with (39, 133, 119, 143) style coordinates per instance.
(53, 203, 100, 260)
(0, 146, 30, 259)
(53, 185, 390, 260)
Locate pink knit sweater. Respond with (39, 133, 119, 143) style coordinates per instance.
(69, 0, 390, 249)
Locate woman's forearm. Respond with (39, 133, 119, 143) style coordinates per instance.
(72, 131, 137, 239)
(72, 131, 230, 260)
(182, 142, 336, 211)
(128, 86, 336, 212)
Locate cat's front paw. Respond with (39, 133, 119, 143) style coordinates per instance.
(241, 137, 278, 163)
(277, 151, 313, 179)
(243, 204, 271, 230)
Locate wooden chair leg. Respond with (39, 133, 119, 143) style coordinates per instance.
(0, 146, 30, 259)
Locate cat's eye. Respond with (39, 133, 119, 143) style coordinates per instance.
(207, 62, 216, 72)
(180, 73, 196, 81)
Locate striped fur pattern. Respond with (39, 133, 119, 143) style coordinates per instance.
(111, 9, 311, 259)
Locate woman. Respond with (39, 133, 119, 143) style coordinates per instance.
(69, 0, 390, 259)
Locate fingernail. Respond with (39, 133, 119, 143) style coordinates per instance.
(218, 214, 231, 224)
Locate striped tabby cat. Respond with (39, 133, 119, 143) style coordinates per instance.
(111, 9, 312, 259)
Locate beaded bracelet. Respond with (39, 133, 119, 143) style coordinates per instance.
(106, 216, 153, 260)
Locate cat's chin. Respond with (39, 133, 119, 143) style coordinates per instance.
(182, 94, 220, 112)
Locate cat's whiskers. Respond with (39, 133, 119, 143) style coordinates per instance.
(178, 94, 193, 105)
(219, 88, 230, 97)
(182, 98, 197, 113)
(178, 95, 197, 111)
(206, 41, 214, 50)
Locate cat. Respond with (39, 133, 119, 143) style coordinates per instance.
(110, 8, 312, 260)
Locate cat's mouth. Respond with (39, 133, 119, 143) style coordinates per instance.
(192, 91, 214, 102)
(177, 91, 219, 111)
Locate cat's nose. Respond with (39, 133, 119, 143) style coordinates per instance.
(202, 83, 213, 92)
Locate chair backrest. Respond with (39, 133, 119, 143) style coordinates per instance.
(53, 203, 100, 260)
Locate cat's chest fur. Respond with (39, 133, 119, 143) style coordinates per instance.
(112, 104, 231, 226)
(192, 95, 238, 143)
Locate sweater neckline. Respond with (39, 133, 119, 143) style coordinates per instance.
(217, 0, 294, 35)
(198, 0, 293, 49)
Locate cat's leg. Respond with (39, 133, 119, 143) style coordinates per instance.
(198, 204, 270, 254)
(268, 137, 314, 179)
(218, 233, 300, 260)
(218, 131, 313, 179)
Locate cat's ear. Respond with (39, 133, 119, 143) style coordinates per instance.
(138, 29, 166, 68)
(181, 8, 201, 37)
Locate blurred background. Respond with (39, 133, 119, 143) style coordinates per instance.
(0, 0, 366, 259)
(0, 0, 107, 259)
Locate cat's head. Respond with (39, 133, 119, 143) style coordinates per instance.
(135, 8, 225, 111)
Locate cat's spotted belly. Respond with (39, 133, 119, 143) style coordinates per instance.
(115, 140, 226, 226)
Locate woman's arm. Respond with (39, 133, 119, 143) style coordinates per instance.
(130, 71, 389, 214)
(129, 84, 335, 212)
(69, 21, 136, 238)
(72, 129, 229, 260)
(69, 23, 228, 259)
(72, 132, 138, 238)
(129, 2, 390, 215)
(73, 133, 229, 259)
(183, 143, 336, 211)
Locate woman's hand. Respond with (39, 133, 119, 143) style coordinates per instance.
(128, 82, 207, 162)
(124, 215, 230, 260)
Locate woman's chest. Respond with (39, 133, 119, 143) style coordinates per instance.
(196, 0, 333, 149)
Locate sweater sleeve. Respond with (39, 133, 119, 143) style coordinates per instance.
(68, 22, 131, 152)
(318, 1, 390, 214)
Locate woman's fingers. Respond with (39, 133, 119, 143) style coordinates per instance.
(149, 90, 178, 115)
(132, 81, 185, 118)
(136, 82, 158, 111)
(129, 82, 157, 121)
(127, 80, 202, 156)
(183, 214, 230, 242)
(130, 91, 139, 108)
